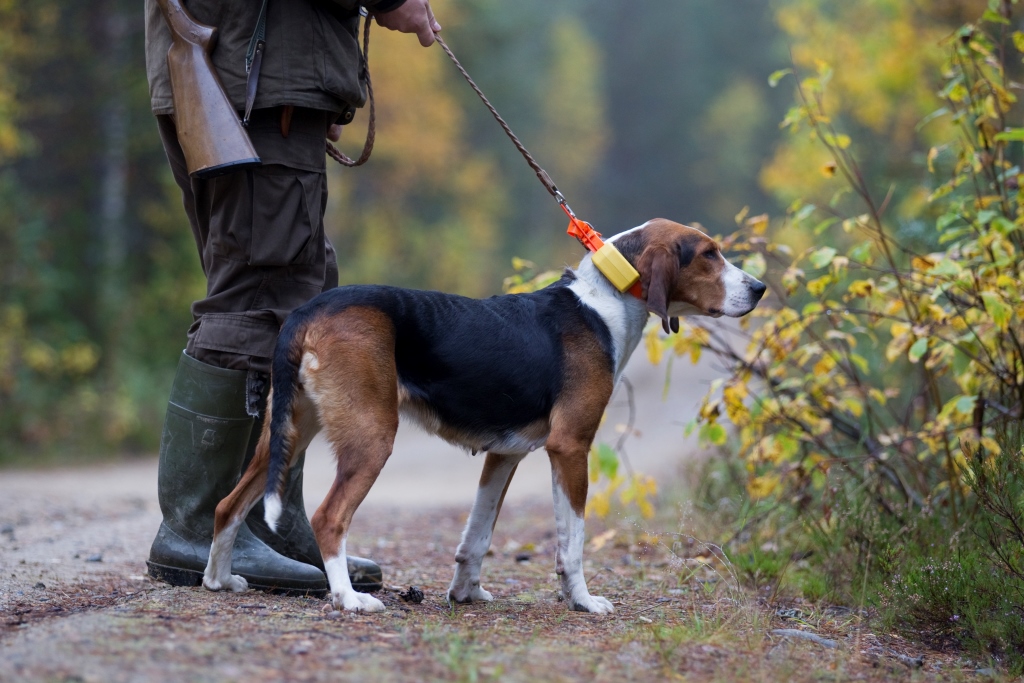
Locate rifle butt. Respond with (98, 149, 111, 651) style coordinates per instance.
(157, 0, 260, 178)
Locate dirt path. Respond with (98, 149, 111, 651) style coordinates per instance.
(0, 495, 964, 683)
(0, 352, 974, 681)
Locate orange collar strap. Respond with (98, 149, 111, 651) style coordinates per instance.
(562, 205, 643, 299)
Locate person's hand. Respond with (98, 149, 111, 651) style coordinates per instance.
(373, 0, 441, 47)
(328, 124, 342, 142)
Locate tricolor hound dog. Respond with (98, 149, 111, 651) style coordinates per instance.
(203, 219, 766, 613)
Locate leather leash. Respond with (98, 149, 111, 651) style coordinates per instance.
(322, 22, 641, 296)
(433, 34, 642, 297)
(434, 36, 558, 201)
(326, 12, 375, 167)
(243, 1, 373, 164)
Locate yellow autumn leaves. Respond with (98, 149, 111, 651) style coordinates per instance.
(585, 470, 658, 520)
(643, 7, 1024, 514)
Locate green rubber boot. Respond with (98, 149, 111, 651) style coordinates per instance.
(242, 399, 384, 593)
(146, 352, 327, 597)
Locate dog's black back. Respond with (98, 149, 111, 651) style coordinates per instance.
(282, 276, 613, 431)
(264, 277, 615, 492)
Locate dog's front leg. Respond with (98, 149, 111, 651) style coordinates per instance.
(448, 451, 525, 604)
(544, 348, 614, 614)
(547, 437, 613, 615)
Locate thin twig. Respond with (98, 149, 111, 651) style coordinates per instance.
(771, 628, 838, 649)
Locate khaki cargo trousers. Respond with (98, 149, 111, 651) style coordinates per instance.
(157, 107, 339, 407)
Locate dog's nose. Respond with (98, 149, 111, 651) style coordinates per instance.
(749, 279, 767, 300)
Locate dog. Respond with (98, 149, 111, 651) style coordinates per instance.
(202, 218, 766, 613)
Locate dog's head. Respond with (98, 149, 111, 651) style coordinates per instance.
(611, 218, 766, 332)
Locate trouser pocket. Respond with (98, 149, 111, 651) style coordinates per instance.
(249, 166, 326, 267)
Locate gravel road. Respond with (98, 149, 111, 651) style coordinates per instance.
(0, 350, 723, 682)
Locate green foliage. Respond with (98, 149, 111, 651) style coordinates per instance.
(537, 16, 608, 200)
(651, 1, 1024, 670)
(587, 0, 787, 233)
(0, 2, 37, 159)
(762, 0, 966, 209)
(962, 422, 1024, 591)
(0, 0, 201, 460)
(500, 257, 561, 294)
(591, 442, 619, 480)
(0, 171, 100, 455)
(584, 444, 658, 520)
(884, 546, 1024, 670)
(728, 543, 790, 590)
(678, 8, 1024, 520)
(876, 419, 1024, 672)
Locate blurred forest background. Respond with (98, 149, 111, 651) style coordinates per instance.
(0, 0, 981, 461)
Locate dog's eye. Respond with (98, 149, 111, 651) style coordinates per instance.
(703, 250, 719, 260)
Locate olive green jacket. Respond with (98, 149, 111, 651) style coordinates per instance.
(145, 0, 404, 116)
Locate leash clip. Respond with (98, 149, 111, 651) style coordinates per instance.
(554, 190, 577, 218)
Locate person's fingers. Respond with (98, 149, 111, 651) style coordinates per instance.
(418, 24, 434, 46)
(371, 0, 437, 46)
(416, 1, 435, 46)
(427, 3, 441, 33)
(327, 124, 342, 142)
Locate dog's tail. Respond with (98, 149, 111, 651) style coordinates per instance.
(263, 313, 308, 533)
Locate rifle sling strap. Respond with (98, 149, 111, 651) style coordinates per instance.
(243, 0, 269, 127)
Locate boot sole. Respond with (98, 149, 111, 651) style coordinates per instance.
(146, 561, 381, 596)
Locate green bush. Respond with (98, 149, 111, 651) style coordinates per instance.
(648, 3, 1024, 671)
(884, 547, 1024, 669)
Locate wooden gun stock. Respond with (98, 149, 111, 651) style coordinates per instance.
(156, 0, 260, 178)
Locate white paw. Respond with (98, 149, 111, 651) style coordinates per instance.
(334, 590, 386, 613)
(203, 574, 248, 593)
(447, 583, 493, 604)
(570, 594, 614, 614)
(469, 585, 494, 602)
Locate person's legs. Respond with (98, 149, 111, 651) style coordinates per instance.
(148, 110, 380, 593)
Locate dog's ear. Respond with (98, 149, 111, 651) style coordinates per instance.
(639, 247, 679, 329)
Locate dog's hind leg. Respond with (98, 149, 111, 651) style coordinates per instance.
(203, 388, 319, 592)
(448, 451, 526, 604)
(306, 309, 398, 613)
